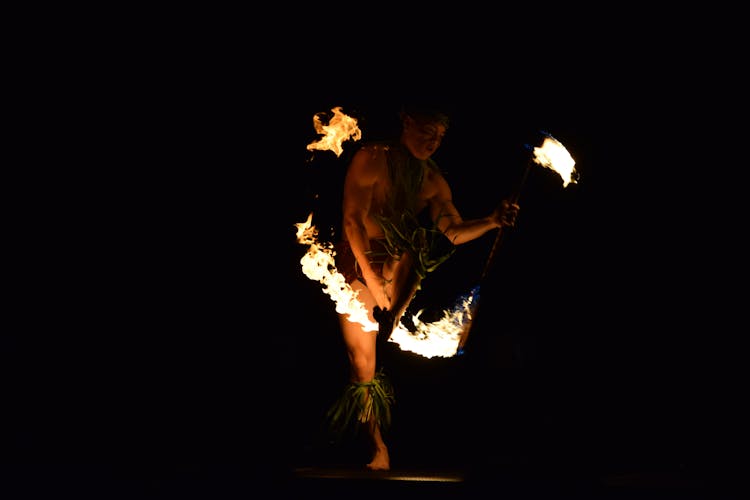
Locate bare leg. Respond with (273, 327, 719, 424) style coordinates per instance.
(339, 280, 390, 470)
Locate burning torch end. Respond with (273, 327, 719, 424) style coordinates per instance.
(456, 322, 472, 356)
(454, 285, 481, 356)
(374, 306, 397, 342)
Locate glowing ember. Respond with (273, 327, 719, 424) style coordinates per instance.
(306, 106, 362, 157)
(295, 213, 472, 358)
(532, 133, 578, 187)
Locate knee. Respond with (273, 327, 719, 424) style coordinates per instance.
(349, 352, 376, 382)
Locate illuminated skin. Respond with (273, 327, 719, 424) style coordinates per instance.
(339, 110, 519, 470)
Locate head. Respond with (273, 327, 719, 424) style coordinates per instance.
(399, 105, 449, 160)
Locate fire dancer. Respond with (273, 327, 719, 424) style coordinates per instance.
(328, 105, 520, 470)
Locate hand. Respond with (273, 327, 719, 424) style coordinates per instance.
(495, 199, 520, 228)
(363, 272, 391, 311)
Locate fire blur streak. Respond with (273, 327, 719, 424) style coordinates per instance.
(295, 213, 472, 358)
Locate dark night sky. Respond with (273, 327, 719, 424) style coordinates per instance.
(7, 28, 744, 495)
(272, 91, 741, 473)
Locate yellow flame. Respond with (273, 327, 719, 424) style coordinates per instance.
(295, 213, 472, 358)
(533, 135, 577, 187)
(306, 106, 362, 157)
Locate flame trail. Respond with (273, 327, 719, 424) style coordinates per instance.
(296, 213, 473, 358)
(295, 213, 376, 331)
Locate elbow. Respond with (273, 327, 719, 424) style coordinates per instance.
(443, 229, 461, 246)
(341, 216, 363, 236)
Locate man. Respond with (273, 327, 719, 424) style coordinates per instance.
(329, 105, 519, 470)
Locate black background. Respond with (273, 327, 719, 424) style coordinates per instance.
(5, 13, 745, 497)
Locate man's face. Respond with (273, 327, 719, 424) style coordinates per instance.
(404, 116, 447, 160)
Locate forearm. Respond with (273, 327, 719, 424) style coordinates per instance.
(441, 199, 518, 245)
(443, 216, 500, 246)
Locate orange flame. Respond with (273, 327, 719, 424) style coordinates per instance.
(295, 213, 472, 358)
(532, 135, 578, 187)
(306, 106, 362, 157)
(295, 213, 376, 331)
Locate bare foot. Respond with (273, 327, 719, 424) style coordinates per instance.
(366, 446, 390, 471)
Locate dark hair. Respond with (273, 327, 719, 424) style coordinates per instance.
(399, 104, 450, 129)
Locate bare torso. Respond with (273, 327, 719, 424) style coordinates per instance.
(355, 143, 447, 240)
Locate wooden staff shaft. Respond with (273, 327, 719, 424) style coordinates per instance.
(479, 158, 532, 281)
(458, 158, 533, 354)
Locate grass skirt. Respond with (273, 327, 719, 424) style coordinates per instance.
(326, 369, 395, 439)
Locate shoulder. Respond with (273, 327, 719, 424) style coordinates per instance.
(357, 141, 391, 157)
(347, 142, 390, 179)
(350, 142, 391, 166)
